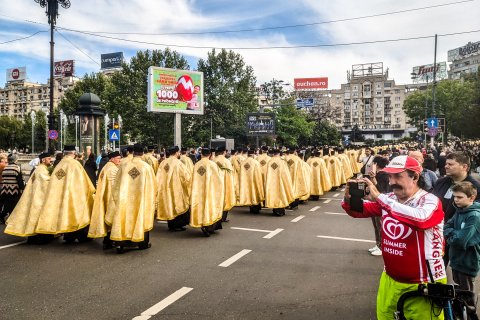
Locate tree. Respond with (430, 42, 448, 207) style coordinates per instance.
(187, 48, 258, 146)
(349, 124, 364, 142)
(0, 116, 23, 150)
(275, 102, 314, 147)
(307, 119, 341, 146)
(108, 49, 189, 147)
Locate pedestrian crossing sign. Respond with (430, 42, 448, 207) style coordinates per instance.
(109, 129, 120, 141)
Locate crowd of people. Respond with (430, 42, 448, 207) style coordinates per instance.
(1, 140, 480, 318)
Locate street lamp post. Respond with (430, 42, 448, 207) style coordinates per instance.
(33, 0, 71, 152)
(411, 72, 429, 148)
(30, 111, 36, 154)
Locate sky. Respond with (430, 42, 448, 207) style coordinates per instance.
(0, 0, 479, 89)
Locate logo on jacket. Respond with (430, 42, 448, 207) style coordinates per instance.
(382, 217, 412, 240)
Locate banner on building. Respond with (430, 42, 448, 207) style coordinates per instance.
(448, 41, 480, 62)
(54, 60, 74, 77)
(294, 77, 328, 90)
(411, 62, 447, 83)
(147, 66, 204, 115)
(6, 67, 26, 82)
(100, 52, 124, 69)
(246, 113, 276, 135)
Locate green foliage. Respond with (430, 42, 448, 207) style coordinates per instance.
(185, 48, 258, 147)
(0, 111, 47, 152)
(307, 119, 341, 146)
(275, 103, 314, 147)
(349, 124, 365, 142)
(403, 79, 478, 138)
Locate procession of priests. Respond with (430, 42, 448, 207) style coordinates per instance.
(3, 143, 362, 253)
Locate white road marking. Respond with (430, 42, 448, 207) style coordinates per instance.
(263, 228, 284, 239)
(156, 221, 168, 224)
(218, 249, 252, 267)
(341, 188, 346, 191)
(323, 199, 331, 204)
(333, 193, 340, 197)
(231, 227, 284, 239)
(316, 235, 375, 243)
(231, 227, 271, 233)
(291, 215, 305, 222)
(309, 206, 321, 212)
(318, 198, 341, 201)
(324, 212, 348, 216)
(133, 287, 193, 320)
(0, 241, 26, 250)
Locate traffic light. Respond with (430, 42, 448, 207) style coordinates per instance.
(113, 123, 120, 129)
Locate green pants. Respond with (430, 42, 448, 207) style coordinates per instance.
(376, 272, 447, 320)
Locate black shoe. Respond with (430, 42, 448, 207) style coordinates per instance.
(138, 242, 151, 250)
(103, 243, 114, 250)
(201, 227, 210, 237)
(173, 227, 186, 232)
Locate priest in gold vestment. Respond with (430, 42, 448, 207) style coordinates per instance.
(256, 146, 271, 186)
(307, 150, 332, 200)
(87, 151, 121, 248)
(5, 152, 53, 243)
(285, 149, 309, 209)
(105, 144, 157, 252)
(180, 147, 194, 173)
(190, 148, 224, 237)
(238, 149, 265, 214)
(214, 146, 236, 222)
(156, 146, 191, 232)
(35, 146, 96, 243)
(264, 149, 294, 216)
(143, 145, 159, 174)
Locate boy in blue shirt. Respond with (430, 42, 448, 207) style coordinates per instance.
(444, 181, 480, 292)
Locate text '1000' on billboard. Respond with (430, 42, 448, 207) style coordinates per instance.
(147, 67, 204, 115)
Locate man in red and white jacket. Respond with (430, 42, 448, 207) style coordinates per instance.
(342, 155, 446, 320)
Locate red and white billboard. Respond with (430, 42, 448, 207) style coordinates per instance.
(294, 77, 328, 90)
(6, 67, 26, 82)
(54, 60, 75, 77)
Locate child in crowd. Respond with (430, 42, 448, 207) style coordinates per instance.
(444, 181, 480, 292)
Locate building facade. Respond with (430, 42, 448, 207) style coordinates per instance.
(0, 76, 78, 119)
(329, 62, 416, 141)
(448, 41, 480, 80)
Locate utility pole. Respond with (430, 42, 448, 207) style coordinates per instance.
(33, 0, 71, 152)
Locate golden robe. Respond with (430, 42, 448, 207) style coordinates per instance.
(214, 155, 236, 212)
(143, 152, 159, 174)
(299, 161, 312, 201)
(120, 154, 133, 165)
(4, 164, 51, 237)
(87, 162, 119, 238)
(285, 154, 309, 200)
(348, 150, 361, 174)
(264, 156, 294, 209)
(238, 157, 265, 206)
(105, 157, 157, 242)
(324, 156, 343, 187)
(156, 156, 191, 221)
(230, 154, 245, 202)
(190, 158, 224, 228)
(35, 157, 95, 234)
(180, 154, 194, 173)
(337, 153, 354, 180)
(307, 156, 332, 195)
(256, 153, 271, 185)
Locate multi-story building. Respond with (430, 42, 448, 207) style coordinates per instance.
(0, 76, 78, 119)
(328, 62, 416, 141)
(448, 41, 480, 80)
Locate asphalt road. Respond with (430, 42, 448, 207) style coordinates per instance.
(0, 189, 387, 320)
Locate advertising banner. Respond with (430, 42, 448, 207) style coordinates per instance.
(101, 52, 124, 69)
(448, 41, 480, 62)
(147, 67, 204, 115)
(54, 60, 74, 77)
(294, 77, 328, 90)
(411, 62, 447, 83)
(6, 67, 26, 82)
(296, 98, 315, 109)
(246, 113, 276, 135)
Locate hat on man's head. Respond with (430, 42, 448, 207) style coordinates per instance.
(168, 146, 179, 154)
(39, 152, 52, 160)
(133, 144, 144, 153)
(108, 151, 121, 159)
(381, 155, 422, 174)
(64, 145, 76, 152)
(216, 146, 226, 153)
(147, 145, 155, 151)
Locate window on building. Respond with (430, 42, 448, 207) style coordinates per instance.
(395, 89, 400, 94)
(384, 82, 392, 88)
(376, 134, 383, 139)
(395, 103, 400, 107)
(353, 85, 358, 91)
(395, 96, 401, 101)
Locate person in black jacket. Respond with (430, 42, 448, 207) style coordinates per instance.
(437, 151, 447, 177)
(0, 154, 25, 223)
(432, 151, 480, 266)
(84, 153, 97, 186)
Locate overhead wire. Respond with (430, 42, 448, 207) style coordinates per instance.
(0, 30, 47, 45)
(55, 29, 100, 66)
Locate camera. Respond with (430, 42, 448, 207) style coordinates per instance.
(427, 283, 455, 299)
(348, 181, 365, 212)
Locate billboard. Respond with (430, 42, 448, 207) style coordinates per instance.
(246, 113, 276, 135)
(448, 41, 480, 62)
(411, 62, 447, 83)
(296, 98, 314, 109)
(6, 67, 26, 82)
(147, 67, 204, 115)
(54, 60, 74, 77)
(294, 77, 328, 90)
(101, 52, 124, 69)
